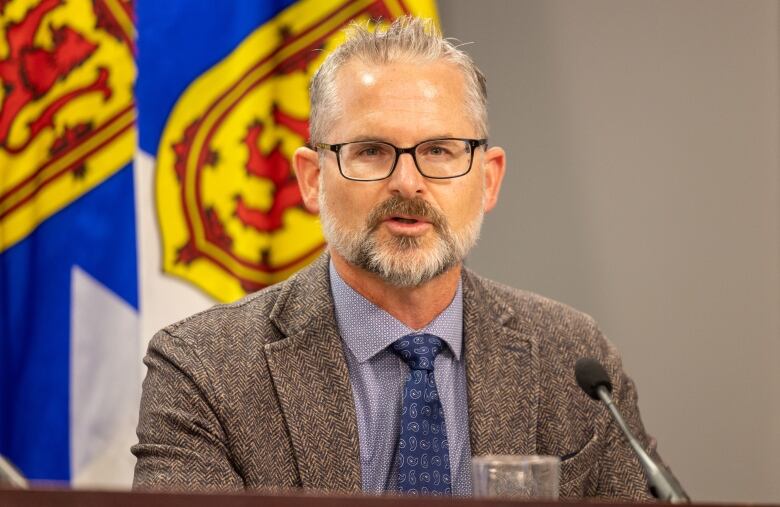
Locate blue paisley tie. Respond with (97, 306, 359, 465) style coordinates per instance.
(390, 333, 451, 495)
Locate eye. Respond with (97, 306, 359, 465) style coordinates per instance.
(359, 146, 380, 157)
(353, 143, 391, 158)
(420, 141, 457, 158)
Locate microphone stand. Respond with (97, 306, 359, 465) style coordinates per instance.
(596, 385, 689, 503)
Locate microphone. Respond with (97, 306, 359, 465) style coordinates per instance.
(575, 357, 689, 503)
(0, 453, 27, 488)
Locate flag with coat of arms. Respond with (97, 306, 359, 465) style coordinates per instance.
(0, 0, 437, 487)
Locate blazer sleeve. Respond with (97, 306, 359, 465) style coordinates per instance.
(131, 329, 243, 491)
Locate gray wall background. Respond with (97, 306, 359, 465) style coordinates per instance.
(439, 1, 780, 503)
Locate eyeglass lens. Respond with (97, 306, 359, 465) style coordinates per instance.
(339, 139, 474, 180)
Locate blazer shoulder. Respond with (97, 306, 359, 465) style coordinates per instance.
(158, 282, 286, 350)
(150, 252, 332, 360)
(469, 271, 597, 332)
(464, 270, 613, 358)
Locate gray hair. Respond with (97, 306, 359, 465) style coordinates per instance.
(308, 16, 488, 145)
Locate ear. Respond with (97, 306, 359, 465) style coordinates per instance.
(481, 145, 506, 213)
(293, 146, 321, 213)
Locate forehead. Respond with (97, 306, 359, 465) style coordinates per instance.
(329, 58, 475, 143)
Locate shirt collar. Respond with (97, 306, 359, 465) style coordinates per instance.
(329, 260, 463, 363)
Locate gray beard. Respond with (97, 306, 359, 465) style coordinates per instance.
(319, 193, 483, 287)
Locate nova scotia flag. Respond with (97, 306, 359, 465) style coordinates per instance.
(1, 0, 438, 489)
(0, 0, 139, 487)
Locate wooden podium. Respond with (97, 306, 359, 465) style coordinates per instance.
(0, 488, 756, 507)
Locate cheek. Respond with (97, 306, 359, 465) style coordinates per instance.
(323, 177, 373, 222)
(446, 182, 484, 223)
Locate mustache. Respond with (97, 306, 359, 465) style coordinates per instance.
(365, 196, 447, 231)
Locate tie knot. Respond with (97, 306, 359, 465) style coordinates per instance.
(390, 334, 445, 371)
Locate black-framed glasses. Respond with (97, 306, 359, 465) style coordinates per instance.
(315, 138, 487, 181)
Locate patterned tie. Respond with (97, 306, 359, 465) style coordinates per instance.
(390, 333, 451, 495)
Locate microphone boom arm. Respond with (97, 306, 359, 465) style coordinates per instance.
(596, 385, 689, 503)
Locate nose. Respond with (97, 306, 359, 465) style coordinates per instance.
(387, 152, 425, 198)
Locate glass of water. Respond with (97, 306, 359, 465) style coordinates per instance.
(472, 455, 560, 499)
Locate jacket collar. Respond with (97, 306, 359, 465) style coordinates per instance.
(264, 253, 362, 492)
(462, 268, 540, 457)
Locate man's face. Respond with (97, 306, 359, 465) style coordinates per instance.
(306, 59, 504, 287)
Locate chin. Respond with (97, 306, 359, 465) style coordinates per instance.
(362, 236, 461, 287)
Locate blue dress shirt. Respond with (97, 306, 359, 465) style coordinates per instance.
(329, 261, 473, 495)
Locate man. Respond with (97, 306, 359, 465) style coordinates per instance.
(133, 17, 661, 499)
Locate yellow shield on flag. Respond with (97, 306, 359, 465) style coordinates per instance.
(155, 0, 438, 302)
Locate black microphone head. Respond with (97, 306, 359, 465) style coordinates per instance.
(575, 357, 613, 400)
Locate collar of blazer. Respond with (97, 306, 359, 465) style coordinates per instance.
(262, 253, 540, 492)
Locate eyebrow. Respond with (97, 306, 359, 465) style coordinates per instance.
(346, 134, 459, 144)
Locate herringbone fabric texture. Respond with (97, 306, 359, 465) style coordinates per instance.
(132, 253, 663, 500)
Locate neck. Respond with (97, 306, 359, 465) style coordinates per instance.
(330, 250, 461, 330)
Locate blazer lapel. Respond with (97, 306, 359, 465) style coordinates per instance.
(263, 254, 361, 492)
(463, 270, 540, 457)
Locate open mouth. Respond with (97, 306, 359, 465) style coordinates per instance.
(392, 217, 419, 224)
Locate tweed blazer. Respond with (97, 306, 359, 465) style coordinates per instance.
(132, 253, 659, 499)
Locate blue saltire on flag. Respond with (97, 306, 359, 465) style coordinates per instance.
(136, 0, 298, 156)
(0, 167, 138, 480)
